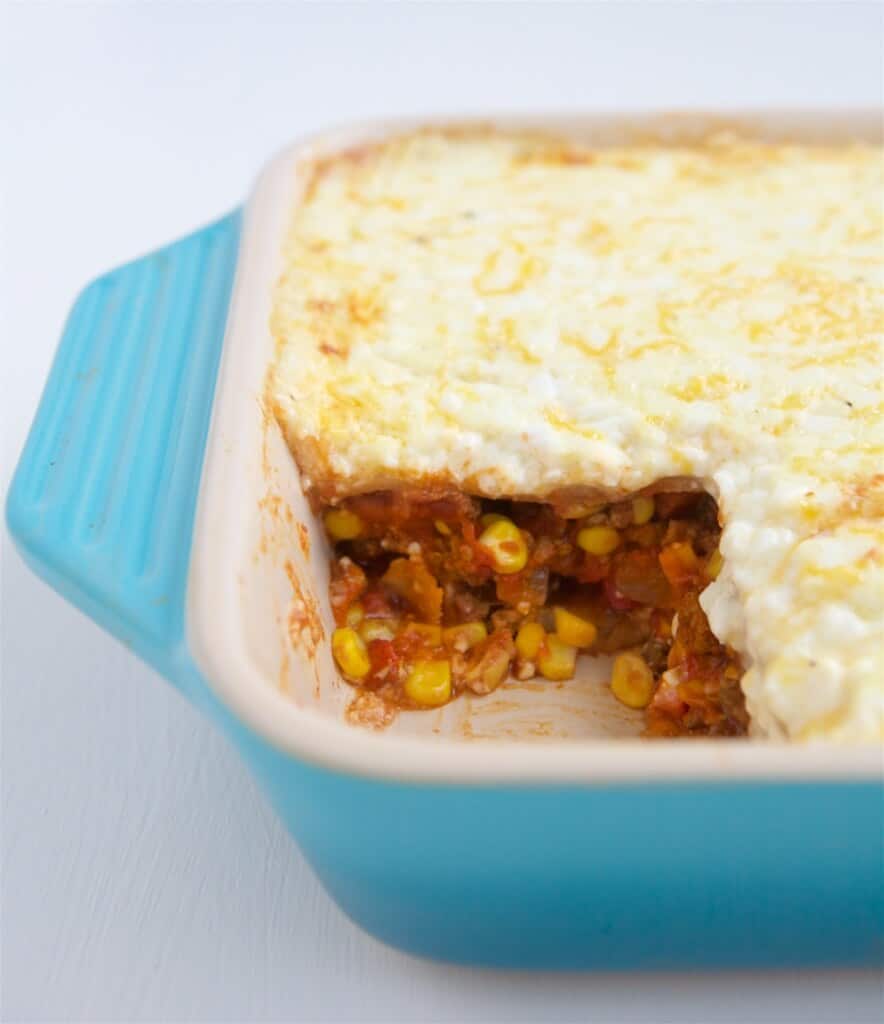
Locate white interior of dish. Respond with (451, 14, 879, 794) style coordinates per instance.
(188, 112, 883, 782)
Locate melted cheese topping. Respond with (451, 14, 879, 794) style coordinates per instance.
(270, 129, 884, 742)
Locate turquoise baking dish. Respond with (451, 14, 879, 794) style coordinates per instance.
(7, 114, 883, 969)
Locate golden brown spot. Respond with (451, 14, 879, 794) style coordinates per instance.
(474, 243, 541, 296)
(776, 392, 810, 411)
(802, 475, 884, 534)
(629, 338, 690, 359)
(477, 315, 542, 365)
(511, 141, 596, 167)
(319, 343, 346, 358)
(544, 408, 603, 441)
(560, 327, 621, 362)
(579, 219, 617, 255)
(346, 288, 384, 327)
(670, 373, 743, 402)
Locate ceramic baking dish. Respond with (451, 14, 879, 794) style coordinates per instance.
(7, 112, 883, 969)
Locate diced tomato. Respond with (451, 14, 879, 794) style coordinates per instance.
(361, 586, 398, 618)
(495, 567, 548, 609)
(648, 676, 687, 719)
(367, 638, 396, 672)
(604, 573, 639, 611)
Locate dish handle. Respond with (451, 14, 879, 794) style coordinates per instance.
(6, 211, 242, 708)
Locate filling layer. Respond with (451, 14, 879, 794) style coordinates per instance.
(324, 488, 747, 736)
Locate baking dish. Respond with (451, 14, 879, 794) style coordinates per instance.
(7, 112, 883, 969)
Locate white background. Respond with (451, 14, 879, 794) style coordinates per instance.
(2, 2, 883, 1021)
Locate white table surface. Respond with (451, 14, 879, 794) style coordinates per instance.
(2, 3, 882, 1021)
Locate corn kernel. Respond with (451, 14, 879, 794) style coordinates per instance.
(480, 512, 506, 528)
(345, 602, 364, 627)
(610, 651, 655, 709)
(576, 525, 621, 556)
(553, 607, 598, 648)
(404, 660, 452, 706)
(442, 621, 488, 651)
(515, 622, 545, 660)
(324, 508, 363, 541)
(331, 627, 371, 679)
(403, 622, 443, 645)
(706, 549, 724, 580)
(537, 634, 578, 681)
(632, 495, 655, 525)
(478, 517, 528, 574)
(434, 519, 451, 536)
(359, 618, 397, 643)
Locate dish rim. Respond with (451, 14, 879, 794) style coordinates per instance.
(187, 110, 884, 784)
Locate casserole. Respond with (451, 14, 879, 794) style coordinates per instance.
(268, 125, 883, 740)
(7, 112, 883, 968)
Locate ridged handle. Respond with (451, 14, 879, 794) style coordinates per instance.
(6, 212, 242, 702)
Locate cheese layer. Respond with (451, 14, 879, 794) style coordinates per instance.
(270, 129, 884, 742)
